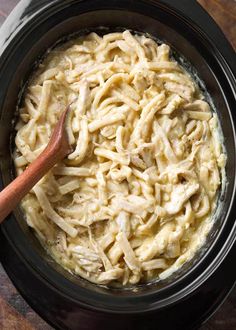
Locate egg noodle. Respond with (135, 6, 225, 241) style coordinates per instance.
(14, 31, 226, 285)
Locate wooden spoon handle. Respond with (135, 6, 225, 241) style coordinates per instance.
(0, 145, 65, 224)
(0, 107, 71, 224)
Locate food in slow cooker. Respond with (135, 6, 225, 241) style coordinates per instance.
(13, 30, 226, 285)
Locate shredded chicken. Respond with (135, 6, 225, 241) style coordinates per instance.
(165, 183, 200, 215)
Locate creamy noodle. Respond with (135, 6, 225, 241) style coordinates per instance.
(14, 31, 226, 285)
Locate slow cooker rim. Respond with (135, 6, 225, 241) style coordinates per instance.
(0, 0, 236, 314)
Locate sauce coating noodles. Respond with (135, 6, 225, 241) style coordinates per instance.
(14, 31, 226, 285)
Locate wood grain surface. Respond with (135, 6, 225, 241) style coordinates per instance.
(0, 1, 235, 329)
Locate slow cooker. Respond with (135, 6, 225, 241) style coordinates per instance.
(0, 0, 235, 329)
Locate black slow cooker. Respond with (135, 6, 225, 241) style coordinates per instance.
(0, 0, 235, 329)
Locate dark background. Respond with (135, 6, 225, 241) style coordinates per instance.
(0, 0, 235, 329)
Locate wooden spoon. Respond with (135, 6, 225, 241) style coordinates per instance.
(0, 105, 72, 223)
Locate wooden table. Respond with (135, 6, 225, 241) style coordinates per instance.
(0, 0, 235, 329)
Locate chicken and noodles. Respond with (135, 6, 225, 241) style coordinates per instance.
(14, 31, 226, 285)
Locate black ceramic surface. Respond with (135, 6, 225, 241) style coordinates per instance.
(0, 0, 235, 329)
